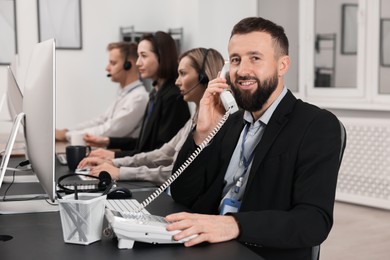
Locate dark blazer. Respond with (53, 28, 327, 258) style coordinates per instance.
(108, 79, 190, 158)
(171, 90, 344, 260)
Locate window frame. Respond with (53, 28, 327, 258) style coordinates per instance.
(300, 0, 390, 111)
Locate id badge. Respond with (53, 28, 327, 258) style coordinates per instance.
(220, 198, 241, 215)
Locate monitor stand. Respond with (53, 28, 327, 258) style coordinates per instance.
(0, 113, 25, 187)
(0, 113, 59, 214)
(1, 114, 36, 184)
(0, 199, 59, 214)
(2, 173, 39, 184)
(0, 189, 59, 214)
(0, 193, 58, 214)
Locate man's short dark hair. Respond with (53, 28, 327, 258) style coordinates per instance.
(231, 17, 289, 57)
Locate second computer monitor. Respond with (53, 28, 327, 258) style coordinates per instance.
(23, 38, 56, 202)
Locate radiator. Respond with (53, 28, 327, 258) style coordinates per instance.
(336, 117, 390, 210)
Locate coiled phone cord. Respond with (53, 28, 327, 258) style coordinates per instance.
(135, 110, 231, 212)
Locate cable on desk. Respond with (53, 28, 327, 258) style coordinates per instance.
(1, 160, 40, 202)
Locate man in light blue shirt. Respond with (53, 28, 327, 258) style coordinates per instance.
(56, 42, 148, 143)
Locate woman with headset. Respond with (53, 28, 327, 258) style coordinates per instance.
(83, 32, 191, 159)
(79, 48, 225, 185)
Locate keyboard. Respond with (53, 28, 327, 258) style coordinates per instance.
(56, 153, 91, 178)
(104, 199, 195, 249)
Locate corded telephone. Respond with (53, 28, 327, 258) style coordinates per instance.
(219, 61, 239, 114)
(105, 61, 239, 248)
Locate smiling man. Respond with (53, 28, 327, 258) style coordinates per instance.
(166, 17, 346, 260)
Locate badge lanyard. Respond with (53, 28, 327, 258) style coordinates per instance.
(240, 123, 255, 175)
(220, 123, 255, 215)
(234, 123, 257, 193)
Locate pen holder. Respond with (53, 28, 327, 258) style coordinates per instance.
(59, 193, 107, 245)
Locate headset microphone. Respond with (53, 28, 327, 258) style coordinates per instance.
(106, 68, 123, 77)
(181, 49, 210, 96)
(181, 81, 202, 96)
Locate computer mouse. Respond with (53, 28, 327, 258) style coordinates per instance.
(107, 187, 132, 200)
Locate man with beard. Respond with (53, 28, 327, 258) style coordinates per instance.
(165, 17, 346, 260)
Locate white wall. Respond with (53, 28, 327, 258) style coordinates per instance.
(258, 0, 299, 92)
(0, 0, 257, 133)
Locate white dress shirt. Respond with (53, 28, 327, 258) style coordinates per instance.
(111, 117, 195, 185)
(66, 80, 148, 140)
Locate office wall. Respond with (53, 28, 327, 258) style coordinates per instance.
(0, 0, 257, 133)
(258, 0, 299, 92)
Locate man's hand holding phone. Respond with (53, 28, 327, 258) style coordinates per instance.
(194, 76, 229, 145)
(194, 62, 238, 145)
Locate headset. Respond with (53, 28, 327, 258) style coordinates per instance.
(57, 171, 113, 194)
(107, 43, 132, 77)
(198, 48, 210, 85)
(123, 44, 132, 71)
(181, 48, 211, 96)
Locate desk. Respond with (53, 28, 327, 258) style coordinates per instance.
(0, 191, 262, 260)
(0, 158, 263, 259)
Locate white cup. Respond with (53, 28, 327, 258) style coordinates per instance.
(71, 133, 86, 146)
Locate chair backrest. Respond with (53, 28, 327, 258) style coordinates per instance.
(311, 120, 347, 260)
(338, 120, 347, 164)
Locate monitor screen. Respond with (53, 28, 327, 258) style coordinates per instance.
(6, 66, 23, 121)
(23, 38, 56, 202)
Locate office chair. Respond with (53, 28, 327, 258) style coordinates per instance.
(311, 120, 347, 260)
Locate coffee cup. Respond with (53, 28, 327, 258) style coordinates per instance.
(66, 145, 91, 171)
(70, 133, 86, 146)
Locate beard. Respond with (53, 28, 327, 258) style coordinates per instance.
(230, 71, 279, 112)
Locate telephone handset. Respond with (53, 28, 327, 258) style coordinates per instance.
(134, 61, 238, 212)
(219, 61, 239, 114)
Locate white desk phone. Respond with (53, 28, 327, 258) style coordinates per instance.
(105, 61, 239, 249)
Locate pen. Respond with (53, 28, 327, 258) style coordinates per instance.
(74, 185, 78, 200)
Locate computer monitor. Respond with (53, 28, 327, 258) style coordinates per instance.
(22, 38, 56, 202)
(6, 66, 23, 121)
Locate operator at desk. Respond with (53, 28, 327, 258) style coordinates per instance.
(165, 17, 345, 260)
